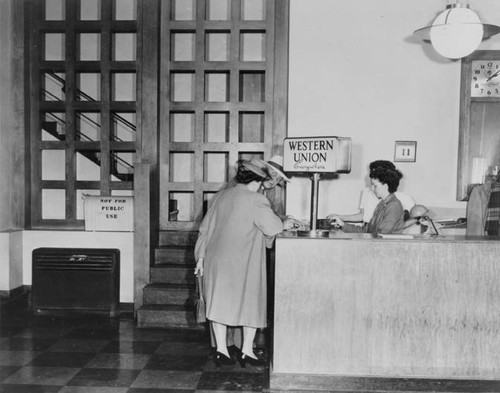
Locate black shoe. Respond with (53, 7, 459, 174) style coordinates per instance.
(214, 351, 236, 368)
(238, 352, 266, 368)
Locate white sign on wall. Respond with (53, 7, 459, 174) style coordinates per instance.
(84, 195, 134, 232)
(283, 136, 352, 173)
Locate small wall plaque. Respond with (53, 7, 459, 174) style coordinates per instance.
(394, 141, 417, 162)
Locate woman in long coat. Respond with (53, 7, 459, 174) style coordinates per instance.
(194, 160, 285, 366)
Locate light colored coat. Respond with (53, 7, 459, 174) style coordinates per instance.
(194, 184, 283, 328)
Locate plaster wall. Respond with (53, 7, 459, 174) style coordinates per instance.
(286, 0, 500, 221)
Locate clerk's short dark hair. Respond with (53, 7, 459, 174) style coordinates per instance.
(369, 160, 396, 172)
(370, 167, 402, 193)
(235, 160, 267, 184)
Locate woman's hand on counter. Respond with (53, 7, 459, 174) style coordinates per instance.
(283, 216, 301, 231)
(329, 216, 344, 229)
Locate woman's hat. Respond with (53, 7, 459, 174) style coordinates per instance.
(265, 155, 291, 182)
(241, 160, 268, 179)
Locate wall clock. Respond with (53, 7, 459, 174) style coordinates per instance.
(458, 50, 500, 200)
(470, 59, 500, 97)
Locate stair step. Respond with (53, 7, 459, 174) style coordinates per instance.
(136, 304, 205, 329)
(155, 246, 195, 265)
(151, 264, 195, 284)
(143, 283, 195, 306)
(159, 231, 198, 247)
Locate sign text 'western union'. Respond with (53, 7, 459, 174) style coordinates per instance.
(283, 136, 352, 173)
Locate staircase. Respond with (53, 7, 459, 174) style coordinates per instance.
(137, 231, 205, 329)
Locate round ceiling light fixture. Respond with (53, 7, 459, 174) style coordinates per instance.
(414, 1, 500, 59)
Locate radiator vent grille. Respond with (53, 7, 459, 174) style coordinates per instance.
(32, 248, 120, 316)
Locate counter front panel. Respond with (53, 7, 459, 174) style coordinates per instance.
(273, 234, 500, 381)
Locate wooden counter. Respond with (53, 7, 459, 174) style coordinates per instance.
(271, 232, 500, 390)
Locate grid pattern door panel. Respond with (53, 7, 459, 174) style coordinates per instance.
(160, 0, 276, 230)
(30, 0, 137, 228)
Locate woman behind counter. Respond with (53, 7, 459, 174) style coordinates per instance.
(331, 167, 404, 234)
(194, 160, 291, 367)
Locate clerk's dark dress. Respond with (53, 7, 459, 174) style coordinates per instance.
(342, 193, 404, 235)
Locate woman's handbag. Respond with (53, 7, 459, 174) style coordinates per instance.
(194, 275, 206, 323)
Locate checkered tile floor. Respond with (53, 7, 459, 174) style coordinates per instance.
(0, 309, 268, 393)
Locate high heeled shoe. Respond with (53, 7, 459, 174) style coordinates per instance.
(214, 351, 236, 368)
(238, 352, 266, 368)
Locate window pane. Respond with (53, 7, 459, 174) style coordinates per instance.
(77, 73, 101, 101)
(76, 151, 101, 181)
(42, 150, 65, 180)
(77, 112, 100, 141)
(205, 72, 229, 102)
(112, 112, 136, 142)
(239, 112, 264, 142)
(78, 33, 101, 61)
(113, 0, 137, 20)
(172, 0, 195, 21)
(204, 152, 228, 182)
(112, 73, 136, 101)
(241, 0, 265, 20)
(169, 192, 194, 221)
(239, 71, 264, 102)
(170, 152, 194, 182)
(42, 189, 66, 219)
(206, 32, 229, 61)
(45, 0, 65, 20)
(80, 0, 101, 20)
(43, 72, 65, 101)
(111, 152, 135, 182)
(42, 112, 66, 141)
(113, 33, 136, 61)
(44, 33, 65, 61)
(170, 112, 195, 142)
(240, 31, 266, 61)
(204, 112, 228, 142)
(171, 72, 195, 102)
(206, 0, 230, 21)
(171, 32, 195, 61)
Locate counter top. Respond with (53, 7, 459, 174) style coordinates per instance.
(278, 230, 495, 243)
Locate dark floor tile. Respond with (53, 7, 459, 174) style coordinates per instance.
(131, 369, 201, 390)
(155, 341, 211, 355)
(145, 354, 208, 371)
(161, 328, 209, 342)
(65, 328, 119, 340)
(67, 367, 140, 387)
(85, 352, 151, 369)
(116, 328, 170, 342)
(196, 370, 267, 391)
(0, 326, 23, 338)
(58, 386, 128, 393)
(2, 366, 80, 385)
(0, 384, 62, 393)
(101, 340, 161, 354)
(28, 351, 96, 367)
(0, 337, 57, 351)
(0, 365, 20, 382)
(0, 350, 41, 366)
(13, 326, 72, 339)
(47, 338, 110, 353)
